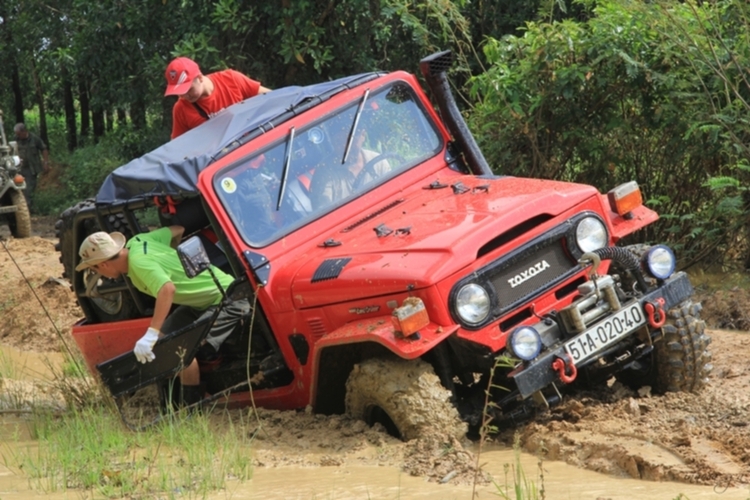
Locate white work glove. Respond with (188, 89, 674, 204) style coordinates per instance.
(134, 327, 160, 364)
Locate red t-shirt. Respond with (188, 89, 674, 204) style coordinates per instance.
(171, 69, 262, 139)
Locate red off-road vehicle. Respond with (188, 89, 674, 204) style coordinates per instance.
(58, 52, 711, 436)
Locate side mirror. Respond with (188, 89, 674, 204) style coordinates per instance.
(177, 236, 211, 278)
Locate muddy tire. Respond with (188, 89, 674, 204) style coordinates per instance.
(653, 300, 712, 393)
(8, 190, 31, 238)
(345, 358, 467, 441)
(55, 198, 141, 323)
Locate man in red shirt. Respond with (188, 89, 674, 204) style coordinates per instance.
(164, 57, 271, 139)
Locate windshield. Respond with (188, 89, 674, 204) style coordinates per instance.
(213, 81, 443, 247)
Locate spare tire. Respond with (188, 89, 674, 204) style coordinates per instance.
(55, 199, 144, 323)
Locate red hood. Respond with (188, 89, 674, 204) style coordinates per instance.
(291, 176, 599, 308)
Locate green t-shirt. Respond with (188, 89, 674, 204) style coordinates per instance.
(126, 227, 234, 310)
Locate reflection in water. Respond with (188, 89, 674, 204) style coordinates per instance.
(1, 428, 743, 500)
(224, 445, 747, 499)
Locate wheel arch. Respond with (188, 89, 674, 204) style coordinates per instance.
(310, 317, 460, 415)
(312, 341, 396, 415)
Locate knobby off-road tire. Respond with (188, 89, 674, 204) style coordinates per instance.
(54, 198, 140, 323)
(8, 190, 31, 238)
(653, 300, 712, 393)
(345, 358, 467, 441)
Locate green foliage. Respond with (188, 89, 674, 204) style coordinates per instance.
(6, 406, 254, 497)
(468, 0, 750, 267)
(33, 120, 169, 216)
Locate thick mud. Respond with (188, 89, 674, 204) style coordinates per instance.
(1, 218, 750, 494)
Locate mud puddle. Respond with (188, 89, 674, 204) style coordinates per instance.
(0, 420, 744, 499)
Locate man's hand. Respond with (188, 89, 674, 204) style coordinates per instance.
(134, 327, 160, 363)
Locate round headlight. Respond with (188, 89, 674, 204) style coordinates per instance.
(455, 283, 490, 325)
(508, 326, 542, 361)
(645, 245, 675, 280)
(576, 216, 608, 253)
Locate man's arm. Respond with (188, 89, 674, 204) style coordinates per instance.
(168, 225, 185, 248)
(171, 103, 191, 139)
(230, 70, 269, 99)
(149, 281, 176, 332)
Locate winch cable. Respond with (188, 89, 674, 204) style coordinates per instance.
(0, 236, 82, 367)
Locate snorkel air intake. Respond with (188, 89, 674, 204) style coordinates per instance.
(419, 51, 493, 176)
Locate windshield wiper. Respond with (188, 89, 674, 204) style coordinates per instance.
(277, 126, 295, 211)
(341, 88, 370, 164)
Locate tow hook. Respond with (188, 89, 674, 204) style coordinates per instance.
(644, 297, 666, 328)
(552, 353, 578, 384)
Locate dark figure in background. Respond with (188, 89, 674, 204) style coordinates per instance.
(14, 123, 49, 211)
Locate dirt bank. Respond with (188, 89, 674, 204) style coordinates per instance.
(1, 217, 749, 490)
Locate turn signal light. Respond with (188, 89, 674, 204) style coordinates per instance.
(13, 174, 25, 185)
(392, 297, 429, 337)
(607, 181, 642, 216)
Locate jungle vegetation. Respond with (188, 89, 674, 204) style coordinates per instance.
(2, 0, 749, 268)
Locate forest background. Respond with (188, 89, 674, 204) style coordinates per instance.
(2, 0, 750, 270)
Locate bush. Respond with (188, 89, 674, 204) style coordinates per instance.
(34, 122, 169, 216)
(467, 0, 750, 268)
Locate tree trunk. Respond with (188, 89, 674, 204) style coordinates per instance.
(130, 94, 146, 130)
(92, 108, 105, 141)
(105, 108, 113, 132)
(162, 96, 173, 132)
(116, 108, 127, 127)
(30, 59, 49, 148)
(78, 76, 90, 145)
(62, 66, 77, 151)
(0, 1, 24, 125)
(10, 60, 24, 125)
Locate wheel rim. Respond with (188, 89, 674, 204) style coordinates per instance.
(89, 274, 124, 315)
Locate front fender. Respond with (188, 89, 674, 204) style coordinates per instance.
(309, 316, 459, 413)
(602, 194, 659, 242)
(315, 316, 458, 359)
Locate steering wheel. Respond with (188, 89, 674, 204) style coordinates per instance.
(353, 152, 405, 190)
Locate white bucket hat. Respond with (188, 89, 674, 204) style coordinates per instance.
(76, 231, 126, 271)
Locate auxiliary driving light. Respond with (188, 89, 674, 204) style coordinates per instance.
(508, 326, 542, 361)
(455, 283, 490, 325)
(645, 245, 676, 280)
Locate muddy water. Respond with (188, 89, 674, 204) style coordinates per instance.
(224, 447, 747, 499)
(0, 343, 747, 499)
(1, 423, 745, 500)
(0, 345, 63, 382)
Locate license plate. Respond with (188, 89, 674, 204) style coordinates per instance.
(564, 303, 646, 365)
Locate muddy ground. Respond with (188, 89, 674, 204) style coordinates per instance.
(1, 217, 750, 490)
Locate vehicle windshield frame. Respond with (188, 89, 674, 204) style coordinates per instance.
(211, 80, 444, 248)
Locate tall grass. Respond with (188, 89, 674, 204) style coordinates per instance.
(473, 354, 546, 500)
(3, 406, 254, 498)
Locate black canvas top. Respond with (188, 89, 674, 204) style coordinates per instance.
(96, 73, 379, 205)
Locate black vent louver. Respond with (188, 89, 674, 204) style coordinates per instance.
(312, 257, 352, 282)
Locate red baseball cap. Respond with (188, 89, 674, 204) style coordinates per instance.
(164, 57, 201, 96)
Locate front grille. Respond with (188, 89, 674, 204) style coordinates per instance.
(450, 215, 600, 330)
(490, 239, 574, 316)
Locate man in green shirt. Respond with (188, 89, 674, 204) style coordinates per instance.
(75, 225, 250, 406)
(14, 123, 49, 210)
